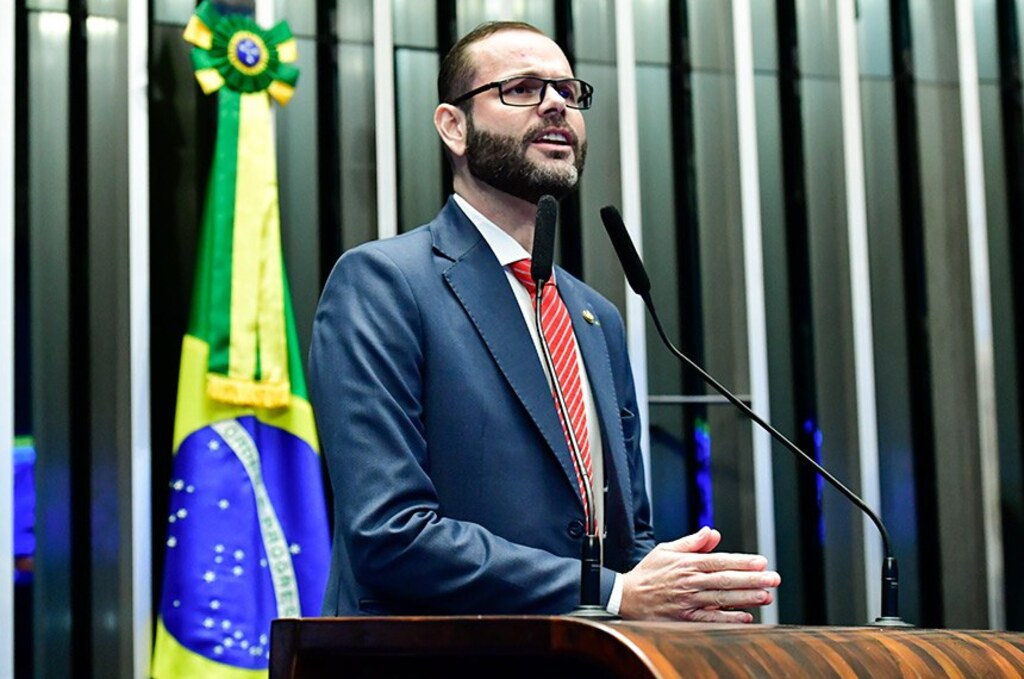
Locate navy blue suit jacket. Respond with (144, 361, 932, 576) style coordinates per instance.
(309, 198, 655, 615)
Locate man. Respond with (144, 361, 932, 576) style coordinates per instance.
(309, 21, 779, 621)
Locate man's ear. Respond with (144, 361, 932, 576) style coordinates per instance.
(434, 103, 468, 157)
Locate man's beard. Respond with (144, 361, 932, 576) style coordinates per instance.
(464, 114, 587, 204)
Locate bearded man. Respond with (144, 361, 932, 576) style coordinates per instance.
(309, 21, 779, 620)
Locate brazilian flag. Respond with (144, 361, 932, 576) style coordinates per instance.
(152, 4, 329, 676)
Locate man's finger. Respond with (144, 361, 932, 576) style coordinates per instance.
(686, 608, 755, 624)
(684, 553, 771, 574)
(688, 587, 774, 610)
(664, 526, 720, 553)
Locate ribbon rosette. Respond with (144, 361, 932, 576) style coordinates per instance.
(184, 0, 299, 105)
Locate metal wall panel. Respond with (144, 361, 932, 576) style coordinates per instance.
(28, 11, 74, 677)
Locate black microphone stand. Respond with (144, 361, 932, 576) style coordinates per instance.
(531, 195, 616, 619)
(531, 282, 614, 619)
(642, 291, 908, 627)
(600, 205, 909, 627)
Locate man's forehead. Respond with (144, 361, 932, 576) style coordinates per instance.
(468, 29, 573, 82)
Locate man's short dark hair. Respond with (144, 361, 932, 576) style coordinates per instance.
(437, 21, 547, 108)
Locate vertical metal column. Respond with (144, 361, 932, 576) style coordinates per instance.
(614, 0, 652, 500)
(317, 0, 343, 280)
(667, 0, 709, 533)
(996, 0, 1024, 633)
(775, 0, 825, 623)
(954, 0, 1005, 631)
(889, 0, 942, 628)
(374, 0, 397, 240)
(437, 0, 456, 200)
(553, 1, 583, 280)
(732, 0, 778, 625)
(0, 0, 15, 672)
(67, 0, 94, 669)
(836, 0, 884, 624)
(128, 0, 152, 672)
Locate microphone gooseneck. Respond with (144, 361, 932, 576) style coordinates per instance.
(531, 196, 611, 618)
(599, 204, 909, 627)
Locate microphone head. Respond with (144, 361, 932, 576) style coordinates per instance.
(532, 195, 558, 284)
(600, 205, 651, 295)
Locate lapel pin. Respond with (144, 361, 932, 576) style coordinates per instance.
(582, 309, 597, 325)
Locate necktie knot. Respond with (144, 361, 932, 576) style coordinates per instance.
(509, 258, 554, 293)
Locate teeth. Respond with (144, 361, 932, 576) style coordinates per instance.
(538, 132, 568, 143)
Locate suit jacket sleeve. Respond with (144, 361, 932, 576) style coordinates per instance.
(310, 246, 614, 614)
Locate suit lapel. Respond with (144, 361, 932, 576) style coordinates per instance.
(433, 200, 584, 504)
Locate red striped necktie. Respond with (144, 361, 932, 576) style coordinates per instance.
(509, 259, 593, 523)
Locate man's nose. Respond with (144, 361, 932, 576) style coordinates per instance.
(537, 82, 569, 116)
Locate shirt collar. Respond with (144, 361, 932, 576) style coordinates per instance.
(453, 193, 531, 267)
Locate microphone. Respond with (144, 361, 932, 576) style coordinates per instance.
(531, 196, 611, 619)
(532, 195, 558, 286)
(599, 205, 909, 627)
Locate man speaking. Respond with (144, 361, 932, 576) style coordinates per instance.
(308, 21, 779, 621)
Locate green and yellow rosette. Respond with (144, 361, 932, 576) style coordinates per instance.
(184, 1, 299, 105)
(181, 2, 300, 410)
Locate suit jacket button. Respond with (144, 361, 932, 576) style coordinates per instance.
(567, 519, 585, 539)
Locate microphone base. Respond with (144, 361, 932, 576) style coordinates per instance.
(566, 605, 620, 621)
(870, 616, 914, 628)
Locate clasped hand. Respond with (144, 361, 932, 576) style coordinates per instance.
(619, 526, 781, 623)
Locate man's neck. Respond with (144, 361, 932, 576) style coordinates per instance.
(453, 175, 536, 253)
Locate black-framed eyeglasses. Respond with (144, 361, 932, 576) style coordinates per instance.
(448, 76, 594, 110)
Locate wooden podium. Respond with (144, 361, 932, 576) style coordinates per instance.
(270, 616, 1024, 678)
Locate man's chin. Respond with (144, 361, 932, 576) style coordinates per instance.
(528, 145, 574, 163)
(482, 178, 575, 205)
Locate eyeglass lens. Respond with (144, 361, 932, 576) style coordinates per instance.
(499, 78, 589, 108)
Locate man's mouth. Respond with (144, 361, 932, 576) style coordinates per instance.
(531, 128, 575, 148)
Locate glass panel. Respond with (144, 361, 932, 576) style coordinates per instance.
(917, 81, 989, 627)
(152, 0, 194, 25)
(338, 0, 373, 43)
(275, 0, 314, 37)
(276, 37, 319, 355)
(394, 48, 442, 232)
(979, 80, 1024, 630)
(633, 0, 669, 65)
(456, 0, 556, 37)
(802, 75, 869, 623)
(87, 0, 126, 19)
(393, 0, 437, 48)
(856, 0, 892, 78)
(691, 69, 756, 554)
(26, 0, 67, 11)
(691, 71, 745, 389)
(339, 42, 378, 248)
(973, 0, 998, 82)
(573, 0, 615, 64)
(636, 64, 678, 390)
(752, 0, 779, 71)
(688, 0, 733, 72)
(1019, 0, 1024, 70)
(755, 70, 809, 622)
(635, 63, 684, 539)
(910, 0, 958, 84)
(797, 0, 839, 78)
(574, 62, 623, 312)
(859, 76, 922, 625)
